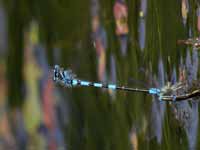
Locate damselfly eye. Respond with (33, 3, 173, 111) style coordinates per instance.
(53, 70, 58, 81)
(53, 65, 62, 81)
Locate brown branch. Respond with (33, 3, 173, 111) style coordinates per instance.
(160, 89, 200, 101)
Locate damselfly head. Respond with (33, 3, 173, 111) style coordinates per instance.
(53, 65, 68, 83)
(53, 65, 77, 87)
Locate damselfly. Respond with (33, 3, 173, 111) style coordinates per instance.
(53, 65, 200, 102)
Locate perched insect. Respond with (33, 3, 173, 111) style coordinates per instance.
(53, 65, 200, 102)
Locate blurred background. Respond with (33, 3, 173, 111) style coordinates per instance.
(0, 0, 200, 149)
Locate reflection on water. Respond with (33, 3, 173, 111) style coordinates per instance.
(130, 128, 138, 150)
(191, 49, 199, 80)
(149, 58, 165, 143)
(0, 5, 6, 57)
(171, 67, 177, 85)
(1, 0, 200, 149)
(0, 63, 17, 149)
(197, 6, 200, 32)
(108, 53, 117, 99)
(91, 0, 107, 82)
(170, 49, 199, 149)
(147, 44, 199, 148)
(185, 49, 199, 149)
(138, 0, 147, 51)
(181, 0, 189, 25)
(138, 19, 146, 51)
(113, 0, 129, 56)
(150, 97, 165, 144)
(186, 48, 199, 83)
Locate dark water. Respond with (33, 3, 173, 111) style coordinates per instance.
(0, 0, 200, 149)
